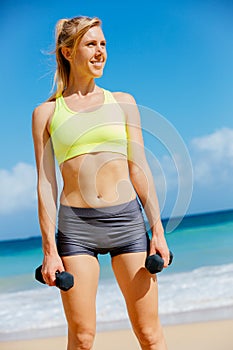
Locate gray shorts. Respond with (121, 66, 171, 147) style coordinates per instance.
(56, 198, 149, 258)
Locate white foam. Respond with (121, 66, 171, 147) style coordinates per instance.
(158, 263, 233, 314)
(0, 263, 233, 339)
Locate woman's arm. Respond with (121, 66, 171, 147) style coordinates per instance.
(115, 92, 170, 266)
(32, 102, 64, 285)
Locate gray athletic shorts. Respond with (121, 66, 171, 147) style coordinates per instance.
(56, 198, 149, 258)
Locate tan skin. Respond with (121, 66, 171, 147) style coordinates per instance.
(32, 25, 169, 350)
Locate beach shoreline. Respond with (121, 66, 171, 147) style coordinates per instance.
(1, 304, 233, 342)
(1, 319, 233, 350)
(0, 304, 232, 343)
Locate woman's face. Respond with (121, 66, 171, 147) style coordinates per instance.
(71, 26, 107, 78)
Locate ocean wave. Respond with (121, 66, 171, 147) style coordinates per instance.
(0, 263, 233, 338)
(158, 263, 233, 314)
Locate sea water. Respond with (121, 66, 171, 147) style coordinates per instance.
(0, 210, 233, 340)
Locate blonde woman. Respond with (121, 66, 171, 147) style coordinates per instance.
(32, 16, 169, 350)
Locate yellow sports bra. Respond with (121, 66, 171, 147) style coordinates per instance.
(50, 89, 128, 165)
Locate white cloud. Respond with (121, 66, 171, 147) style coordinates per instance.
(192, 127, 233, 160)
(0, 162, 37, 215)
(191, 127, 233, 185)
(0, 128, 232, 219)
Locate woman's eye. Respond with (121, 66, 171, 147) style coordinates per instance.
(88, 42, 95, 47)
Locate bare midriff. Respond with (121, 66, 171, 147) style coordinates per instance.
(59, 152, 136, 208)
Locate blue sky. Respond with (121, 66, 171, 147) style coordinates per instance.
(0, 0, 233, 240)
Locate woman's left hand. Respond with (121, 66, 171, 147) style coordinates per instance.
(149, 222, 170, 268)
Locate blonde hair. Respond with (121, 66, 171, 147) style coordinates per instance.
(48, 16, 102, 101)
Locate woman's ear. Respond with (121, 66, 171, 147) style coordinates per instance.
(61, 47, 72, 61)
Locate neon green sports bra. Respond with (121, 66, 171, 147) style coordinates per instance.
(50, 89, 128, 165)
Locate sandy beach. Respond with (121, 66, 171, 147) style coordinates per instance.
(1, 319, 233, 350)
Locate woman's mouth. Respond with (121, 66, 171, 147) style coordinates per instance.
(90, 60, 104, 68)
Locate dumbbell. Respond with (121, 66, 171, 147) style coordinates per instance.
(35, 265, 74, 291)
(145, 251, 173, 274)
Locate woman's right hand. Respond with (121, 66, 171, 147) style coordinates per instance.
(41, 254, 65, 286)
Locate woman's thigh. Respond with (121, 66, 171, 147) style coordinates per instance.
(60, 254, 100, 332)
(111, 252, 159, 330)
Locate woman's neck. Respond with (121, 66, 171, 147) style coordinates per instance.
(65, 75, 99, 97)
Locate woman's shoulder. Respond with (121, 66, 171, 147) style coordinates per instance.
(32, 100, 56, 127)
(33, 100, 56, 116)
(111, 91, 137, 105)
(109, 91, 139, 119)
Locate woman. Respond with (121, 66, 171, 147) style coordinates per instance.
(32, 16, 170, 350)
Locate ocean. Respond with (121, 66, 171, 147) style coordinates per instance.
(0, 209, 233, 341)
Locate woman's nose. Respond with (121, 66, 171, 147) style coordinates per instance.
(95, 43, 105, 54)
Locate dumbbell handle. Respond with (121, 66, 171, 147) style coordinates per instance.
(145, 251, 173, 274)
(35, 265, 74, 291)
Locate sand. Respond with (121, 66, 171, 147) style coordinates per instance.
(1, 319, 233, 350)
